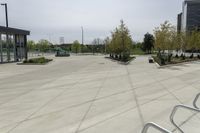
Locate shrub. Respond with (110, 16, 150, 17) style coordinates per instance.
(155, 54, 167, 65)
(23, 57, 52, 64)
(160, 56, 166, 65)
(167, 54, 172, 62)
(122, 52, 130, 62)
(119, 54, 122, 60)
(115, 55, 118, 59)
(175, 54, 179, 58)
(190, 54, 194, 59)
(181, 54, 186, 60)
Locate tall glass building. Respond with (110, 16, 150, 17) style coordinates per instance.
(177, 0, 200, 33)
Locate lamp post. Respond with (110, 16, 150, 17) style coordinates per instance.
(1, 3, 10, 61)
(1, 3, 8, 27)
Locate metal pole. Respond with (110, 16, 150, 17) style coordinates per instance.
(5, 4, 10, 62)
(19, 35, 22, 61)
(142, 122, 172, 133)
(0, 34, 3, 63)
(1, 3, 8, 27)
(170, 104, 200, 133)
(13, 35, 17, 61)
(1, 3, 10, 62)
(5, 4, 8, 28)
(81, 26, 84, 53)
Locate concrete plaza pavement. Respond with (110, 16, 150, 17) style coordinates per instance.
(0, 55, 200, 133)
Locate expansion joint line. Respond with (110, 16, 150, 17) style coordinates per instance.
(125, 66, 145, 126)
(6, 61, 97, 133)
(75, 67, 112, 133)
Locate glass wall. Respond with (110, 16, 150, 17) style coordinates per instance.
(15, 35, 25, 61)
(0, 34, 16, 63)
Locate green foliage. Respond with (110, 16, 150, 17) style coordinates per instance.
(37, 39, 51, 52)
(71, 40, 81, 54)
(132, 47, 145, 55)
(153, 21, 200, 65)
(104, 37, 110, 54)
(27, 40, 36, 51)
(154, 21, 178, 52)
(187, 30, 200, 52)
(91, 38, 105, 54)
(81, 45, 90, 53)
(28, 39, 52, 52)
(143, 33, 154, 54)
(107, 20, 133, 61)
(23, 57, 53, 64)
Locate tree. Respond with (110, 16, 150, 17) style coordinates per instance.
(154, 21, 181, 63)
(71, 40, 81, 54)
(27, 40, 36, 51)
(188, 30, 199, 52)
(81, 45, 89, 53)
(177, 32, 190, 55)
(37, 39, 51, 52)
(143, 33, 154, 54)
(104, 37, 110, 54)
(108, 20, 132, 60)
(154, 21, 177, 55)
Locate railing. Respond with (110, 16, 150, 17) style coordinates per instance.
(142, 122, 172, 133)
(193, 93, 200, 109)
(170, 104, 200, 133)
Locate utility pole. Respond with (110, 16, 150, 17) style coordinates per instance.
(1, 3, 10, 61)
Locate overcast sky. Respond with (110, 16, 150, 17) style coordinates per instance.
(0, 0, 184, 44)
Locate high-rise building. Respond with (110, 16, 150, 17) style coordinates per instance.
(177, 0, 200, 33)
(59, 37, 65, 44)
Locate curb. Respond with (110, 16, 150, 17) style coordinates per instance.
(106, 57, 136, 65)
(155, 60, 200, 69)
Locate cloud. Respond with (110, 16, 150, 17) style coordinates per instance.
(0, 0, 183, 43)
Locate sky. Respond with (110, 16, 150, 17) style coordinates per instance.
(0, 0, 184, 44)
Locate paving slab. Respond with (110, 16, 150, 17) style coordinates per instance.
(0, 55, 200, 133)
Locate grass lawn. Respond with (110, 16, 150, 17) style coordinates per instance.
(132, 48, 145, 55)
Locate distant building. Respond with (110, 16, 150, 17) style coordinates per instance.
(177, 13, 182, 33)
(59, 37, 65, 44)
(178, 0, 200, 33)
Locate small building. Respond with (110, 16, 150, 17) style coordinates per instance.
(0, 26, 30, 63)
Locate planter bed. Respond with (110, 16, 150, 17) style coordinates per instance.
(18, 57, 53, 65)
(108, 56, 136, 65)
(153, 56, 200, 66)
